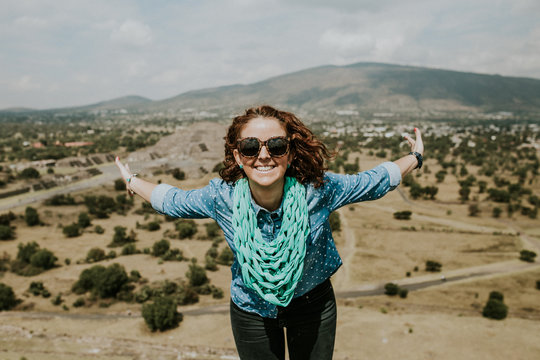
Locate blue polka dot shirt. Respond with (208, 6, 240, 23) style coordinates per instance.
(151, 162, 401, 318)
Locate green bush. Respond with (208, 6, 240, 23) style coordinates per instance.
(28, 281, 46, 296)
(72, 263, 129, 299)
(109, 226, 136, 247)
(0, 225, 14, 240)
(384, 283, 399, 296)
(114, 178, 126, 191)
(25, 207, 40, 226)
(176, 220, 197, 239)
(142, 296, 183, 332)
(216, 247, 234, 266)
(482, 299, 508, 320)
(186, 261, 208, 287)
(425, 260, 442, 272)
(0, 283, 18, 310)
(147, 221, 160, 231)
(94, 225, 105, 234)
(73, 297, 85, 307)
(205, 255, 218, 271)
(121, 244, 138, 255)
(17, 242, 40, 263)
(171, 168, 185, 181)
(44, 194, 76, 206)
(20, 167, 40, 179)
(78, 212, 92, 228)
(393, 210, 412, 220)
(161, 248, 183, 261)
(519, 250, 537, 263)
(86, 247, 106, 263)
(30, 249, 57, 270)
(63, 223, 81, 237)
(205, 222, 221, 238)
(152, 239, 170, 257)
(536, 280, 540, 290)
(398, 288, 409, 298)
(489, 291, 504, 302)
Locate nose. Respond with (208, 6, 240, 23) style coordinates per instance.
(258, 144, 271, 159)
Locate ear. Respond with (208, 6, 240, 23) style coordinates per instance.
(233, 149, 243, 167)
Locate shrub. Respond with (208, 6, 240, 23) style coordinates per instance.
(205, 222, 221, 238)
(489, 291, 504, 302)
(63, 223, 81, 238)
(384, 283, 399, 296)
(51, 294, 63, 306)
(114, 178, 126, 191)
(205, 255, 218, 271)
(393, 211, 412, 220)
(44, 194, 76, 206)
(30, 249, 57, 270)
(95, 263, 129, 298)
(398, 288, 409, 298)
(468, 204, 480, 217)
(78, 212, 92, 228)
(212, 286, 224, 299)
(72, 265, 106, 294)
(20, 167, 40, 179)
(176, 220, 197, 239)
(161, 248, 184, 262)
(536, 280, 540, 290)
(25, 207, 40, 226)
(0, 225, 14, 240)
(109, 226, 136, 247)
(492, 207, 502, 218)
(142, 296, 183, 332)
(171, 168, 185, 180)
(0, 283, 18, 310)
(121, 243, 138, 255)
(86, 247, 106, 263)
(94, 225, 105, 234)
(147, 221, 160, 231)
(216, 247, 234, 266)
(519, 250, 537, 263)
(329, 212, 341, 232)
(17, 242, 39, 263)
(84, 195, 116, 218)
(482, 299, 508, 320)
(0, 212, 16, 226)
(152, 239, 170, 257)
(186, 261, 208, 287)
(73, 297, 85, 307)
(425, 260, 442, 272)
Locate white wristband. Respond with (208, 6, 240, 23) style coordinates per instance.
(126, 173, 138, 194)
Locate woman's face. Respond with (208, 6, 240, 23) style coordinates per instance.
(233, 117, 292, 192)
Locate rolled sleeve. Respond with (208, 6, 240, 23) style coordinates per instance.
(380, 161, 401, 188)
(150, 184, 175, 214)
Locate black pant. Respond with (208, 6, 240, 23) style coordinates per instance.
(230, 279, 337, 360)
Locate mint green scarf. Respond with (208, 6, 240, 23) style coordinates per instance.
(233, 177, 309, 306)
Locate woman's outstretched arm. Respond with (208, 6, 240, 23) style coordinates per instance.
(115, 156, 157, 202)
(393, 127, 424, 178)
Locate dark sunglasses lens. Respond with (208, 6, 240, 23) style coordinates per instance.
(239, 138, 260, 157)
(267, 138, 289, 156)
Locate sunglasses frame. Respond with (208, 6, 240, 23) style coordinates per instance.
(237, 136, 290, 158)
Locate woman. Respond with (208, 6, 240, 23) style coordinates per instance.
(115, 105, 424, 360)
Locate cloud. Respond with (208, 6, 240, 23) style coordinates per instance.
(110, 19, 152, 47)
(13, 16, 48, 28)
(13, 75, 41, 91)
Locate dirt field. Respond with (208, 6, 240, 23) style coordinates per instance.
(1, 146, 540, 359)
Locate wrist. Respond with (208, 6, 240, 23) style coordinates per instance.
(126, 173, 138, 194)
(408, 152, 423, 169)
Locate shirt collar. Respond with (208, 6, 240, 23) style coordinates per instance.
(249, 192, 284, 218)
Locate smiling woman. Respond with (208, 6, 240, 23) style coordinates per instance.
(115, 104, 424, 360)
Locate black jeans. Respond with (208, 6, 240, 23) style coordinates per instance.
(230, 279, 337, 360)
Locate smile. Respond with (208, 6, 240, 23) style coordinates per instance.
(255, 166, 275, 173)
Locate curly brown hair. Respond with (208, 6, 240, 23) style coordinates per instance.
(219, 105, 333, 188)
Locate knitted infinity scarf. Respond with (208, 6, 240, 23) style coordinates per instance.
(232, 177, 309, 306)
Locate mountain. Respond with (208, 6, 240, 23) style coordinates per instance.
(147, 62, 540, 114)
(4, 63, 540, 115)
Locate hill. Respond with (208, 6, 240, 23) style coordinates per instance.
(4, 63, 540, 115)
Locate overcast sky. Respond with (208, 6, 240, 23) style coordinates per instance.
(1, 0, 539, 109)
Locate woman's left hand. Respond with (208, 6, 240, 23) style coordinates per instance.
(404, 128, 424, 156)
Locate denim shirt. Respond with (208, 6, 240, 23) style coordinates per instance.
(151, 162, 401, 318)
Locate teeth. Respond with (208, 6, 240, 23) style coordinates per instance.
(256, 166, 274, 172)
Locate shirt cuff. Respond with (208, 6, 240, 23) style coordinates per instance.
(150, 184, 175, 213)
(381, 162, 401, 187)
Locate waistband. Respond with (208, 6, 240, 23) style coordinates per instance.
(280, 278, 332, 309)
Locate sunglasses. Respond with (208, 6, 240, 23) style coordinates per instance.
(237, 136, 290, 158)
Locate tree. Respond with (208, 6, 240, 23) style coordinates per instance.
(0, 283, 18, 311)
(96, 263, 129, 298)
(176, 220, 197, 239)
(30, 249, 57, 270)
(171, 168, 185, 180)
(216, 247, 234, 266)
(114, 178, 126, 191)
(0, 225, 14, 240)
(109, 226, 136, 247)
(142, 296, 183, 332)
(25, 207, 40, 226)
(468, 204, 480, 217)
(425, 260, 442, 272)
(86, 247, 106, 263)
(63, 223, 81, 237)
(482, 293, 508, 320)
(186, 261, 208, 287)
(393, 211, 412, 220)
(78, 212, 91, 228)
(519, 250, 537, 263)
(17, 242, 40, 263)
(492, 207, 502, 218)
(20, 167, 40, 179)
(384, 283, 399, 296)
(152, 239, 170, 257)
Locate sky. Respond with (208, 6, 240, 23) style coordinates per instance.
(1, 0, 539, 109)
